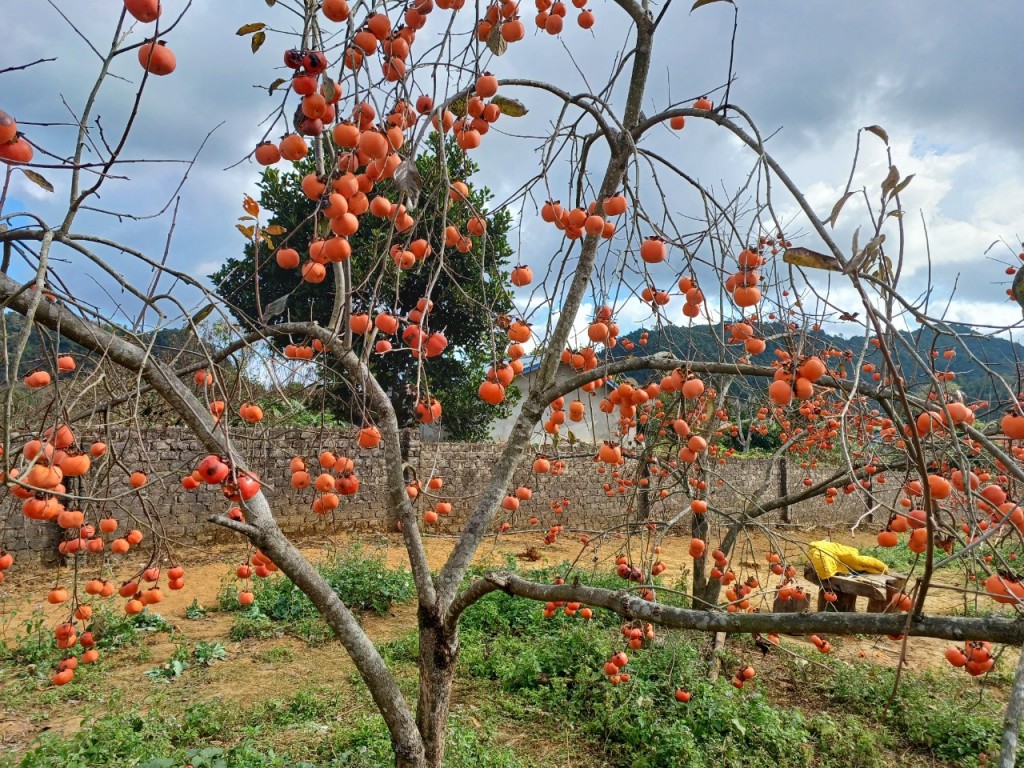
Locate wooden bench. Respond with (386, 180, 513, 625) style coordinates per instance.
(803, 563, 908, 613)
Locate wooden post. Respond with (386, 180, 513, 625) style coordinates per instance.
(779, 456, 790, 524)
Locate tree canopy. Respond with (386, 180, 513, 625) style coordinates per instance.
(212, 134, 517, 439)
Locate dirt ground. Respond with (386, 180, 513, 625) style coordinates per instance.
(0, 526, 1002, 757)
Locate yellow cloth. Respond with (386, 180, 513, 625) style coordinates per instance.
(807, 541, 888, 580)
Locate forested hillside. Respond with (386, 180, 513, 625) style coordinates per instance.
(617, 321, 1024, 407)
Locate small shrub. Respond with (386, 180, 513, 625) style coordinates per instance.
(193, 641, 228, 666)
(221, 546, 414, 642)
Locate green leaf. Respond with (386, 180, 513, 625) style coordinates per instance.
(236, 22, 266, 35)
(251, 31, 267, 54)
(20, 169, 54, 193)
(449, 96, 468, 118)
(491, 95, 528, 117)
(731, 717, 746, 737)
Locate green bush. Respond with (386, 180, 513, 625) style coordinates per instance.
(0, 607, 165, 675)
(457, 566, 896, 768)
(825, 661, 1005, 765)
(220, 545, 415, 641)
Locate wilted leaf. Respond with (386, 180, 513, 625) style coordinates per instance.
(880, 165, 900, 197)
(260, 233, 274, 249)
(393, 159, 422, 209)
(236, 224, 256, 239)
(236, 22, 267, 35)
(20, 169, 54, 193)
(691, 0, 734, 9)
(863, 234, 886, 255)
(783, 247, 842, 272)
(268, 77, 286, 95)
(251, 31, 266, 54)
(243, 195, 260, 217)
(486, 21, 508, 56)
(893, 173, 915, 196)
(265, 0, 276, 5)
(263, 294, 290, 320)
(321, 76, 337, 104)
(864, 125, 889, 145)
(264, 224, 286, 235)
(491, 95, 528, 117)
(886, 210, 904, 219)
(826, 191, 854, 228)
(191, 304, 215, 327)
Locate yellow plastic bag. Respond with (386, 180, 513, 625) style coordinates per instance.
(807, 541, 888, 580)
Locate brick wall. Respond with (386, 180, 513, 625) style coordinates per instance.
(1, 428, 897, 562)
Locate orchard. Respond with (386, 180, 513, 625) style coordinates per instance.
(2, 1, 1024, 767)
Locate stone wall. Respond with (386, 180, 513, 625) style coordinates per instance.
(1, 427, 896, 562)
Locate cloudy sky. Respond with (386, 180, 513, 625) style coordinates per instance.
(3, 1, 1023, 345)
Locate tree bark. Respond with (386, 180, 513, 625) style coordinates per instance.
(700, 522, 743, 608)
(691, 512, 709, 605)
(779, 457, 790, 524)
(481, 571, 1024, 644)
(1001, 642, 1024, 767)
(416, 605, 459, 768)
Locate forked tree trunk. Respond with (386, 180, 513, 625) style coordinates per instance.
(416, 605, 459, 768)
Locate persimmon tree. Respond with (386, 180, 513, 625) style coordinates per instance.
(4, 1, 1024, 767)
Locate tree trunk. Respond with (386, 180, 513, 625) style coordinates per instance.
(700, 522, 743, 608)
(692, 512, 709, 605)
(416, 605, 459, 768)
(778, 457, 790, 525)
(1000, 642, 1024, 767)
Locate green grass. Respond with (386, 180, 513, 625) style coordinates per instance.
(8, 561, 1014, 768)
(455, 565, 1010, 768)
(16, 687, 543, 768)
(823, 658, 1008, 765)
(0, 606, 168, 677)
(219, 545, 415, 642)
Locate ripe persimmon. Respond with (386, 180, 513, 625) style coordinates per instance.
(138, 40, 176, 76)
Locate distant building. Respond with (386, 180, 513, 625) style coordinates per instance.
(485, 356, 618, 444)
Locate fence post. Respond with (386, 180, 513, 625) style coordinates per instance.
(779, 456, 790, 524)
